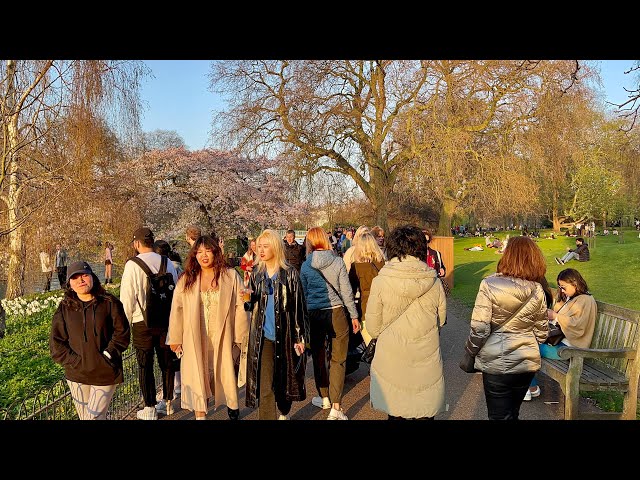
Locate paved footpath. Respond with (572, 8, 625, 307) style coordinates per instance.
(153, 297, 603, 421)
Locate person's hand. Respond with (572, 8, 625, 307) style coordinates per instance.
(352, 319, 360, 334)
(170, 344, 181, 353)
(566, 247, 571, 251)
(439, 268, 445, 277)
(294, 342, 305, 356)
(546, 309, 556, 321)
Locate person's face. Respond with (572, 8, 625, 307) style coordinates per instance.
(70, 273, 93, 295)
(196, 245, 215, 268)
(258, 240, 274, 262)
(346, 231, 353, 240)
(56, 244, 61, 250)
(376, 231, 385, 246)
(132, 240, 140, 254)
(250, 241, 256, 253)
(424, 234, 430, 243)
(285, 233, 295, 244)
(558, 279, 576, 298)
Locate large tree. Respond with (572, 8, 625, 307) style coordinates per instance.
(0, 60, 149, 299)
(210, 60, 581, 234)
(397, 60, 582, 234)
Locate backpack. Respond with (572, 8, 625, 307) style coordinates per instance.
(128, 255, 175, 329)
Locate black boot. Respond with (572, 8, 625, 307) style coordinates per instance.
(227, 407, 239, 420)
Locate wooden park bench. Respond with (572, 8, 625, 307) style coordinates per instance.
(539, 301, 640, 420)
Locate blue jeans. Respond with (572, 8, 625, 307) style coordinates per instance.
(560, 251, 579, 263)
(530, 342, 565, 387)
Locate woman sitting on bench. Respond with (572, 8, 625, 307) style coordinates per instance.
(524, 268, 597, 401)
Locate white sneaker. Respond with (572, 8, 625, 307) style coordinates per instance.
(136, 406, 158, 420)
(311, 396, 331, 409)
(327, 407, 348, 420)
(155, 399, 175, 415)
(523, 386, 541, 401)
(278, 414, 290, 420)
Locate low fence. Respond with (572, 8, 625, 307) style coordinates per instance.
(0, 346, 163, 420)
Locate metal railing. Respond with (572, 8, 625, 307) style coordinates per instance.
(0, 346, 163, 420)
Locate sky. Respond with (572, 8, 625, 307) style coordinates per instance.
(139, 60, 639, 151)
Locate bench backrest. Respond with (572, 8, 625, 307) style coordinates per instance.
(588, 301, 640, 377)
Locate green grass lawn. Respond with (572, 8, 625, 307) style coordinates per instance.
(451, 228, 640, 311)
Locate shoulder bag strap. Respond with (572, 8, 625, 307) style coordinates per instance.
(376, 275, 438, 338)
(313, 262, 343, 304)
(492, 289, 538, 333)
(128, 256, 153, 277)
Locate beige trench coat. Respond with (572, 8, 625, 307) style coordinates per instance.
(167, 268, 250, 412)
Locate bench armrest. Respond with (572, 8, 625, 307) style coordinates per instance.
(558, 347, 635, 360)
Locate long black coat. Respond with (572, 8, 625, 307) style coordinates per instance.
(245, 265, 309, 408)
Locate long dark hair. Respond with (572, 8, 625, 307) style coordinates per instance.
(183, 235, 228, 291)
(61, 272, 108, 310)
(556, 268, 590, 303)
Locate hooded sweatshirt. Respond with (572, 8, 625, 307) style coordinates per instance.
(50, 294, 130, 385)
(300, 249, 358, 318)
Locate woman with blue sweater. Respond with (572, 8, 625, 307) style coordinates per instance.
(300, 226, 359, 420)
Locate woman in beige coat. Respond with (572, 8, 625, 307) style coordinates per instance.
(167, 235, 249, 420)
(366, 225, 447, 420)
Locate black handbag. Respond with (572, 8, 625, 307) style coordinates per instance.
(361, 338, 377, 364)
(459, 349, 476, 373)
(545, 322, 565, 346)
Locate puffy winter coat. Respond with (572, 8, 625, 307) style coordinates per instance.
(299, 249, 358, 319)
(465, 273, 548, 374)
(366, 256, 447, 418)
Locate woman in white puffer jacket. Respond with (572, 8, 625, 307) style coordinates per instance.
(366, 225, 447, 420)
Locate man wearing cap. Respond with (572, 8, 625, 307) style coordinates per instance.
(120, 227, 179, 420)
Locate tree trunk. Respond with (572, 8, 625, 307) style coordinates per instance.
(437, 198, 458, 236)
(369, 169, 392, 232)
(4, 61, 26, 300)
(6, 197, 25, 300)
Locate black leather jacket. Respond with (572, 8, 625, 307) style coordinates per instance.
(244, 265, 309, 408)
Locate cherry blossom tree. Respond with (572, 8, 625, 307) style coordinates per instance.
(118, 148, 301, 240)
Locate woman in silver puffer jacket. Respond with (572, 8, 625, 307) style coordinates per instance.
(462, 236, 548, 420)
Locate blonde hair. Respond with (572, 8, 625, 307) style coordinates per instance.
(255, 229, 288, 272)
(353, 225, 370, 245)
(353, 232, 384, 263)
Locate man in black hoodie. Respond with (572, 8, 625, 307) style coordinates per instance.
(556, 237, 590, 265)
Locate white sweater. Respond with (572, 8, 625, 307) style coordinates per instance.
(119, 252, 178, 324)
